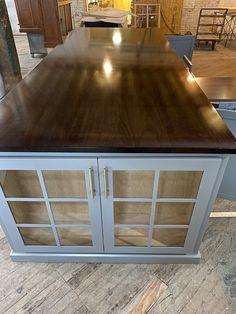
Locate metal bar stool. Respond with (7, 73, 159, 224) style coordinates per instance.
(224, 12, 236, 46)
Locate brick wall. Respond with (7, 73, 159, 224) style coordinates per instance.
(181, 0, 236, 34)
(71, 0, 86, 22)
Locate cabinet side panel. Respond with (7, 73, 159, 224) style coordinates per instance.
(40, 0, 62, 48)
(14, 0, 43, 33)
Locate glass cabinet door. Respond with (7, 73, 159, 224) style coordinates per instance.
(99, 158, 222, 254)
(0, 158, 103, 253)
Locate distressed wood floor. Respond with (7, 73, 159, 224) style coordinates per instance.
(192, 41, 236, 77)
(0, 202, 236, 313)
(0, 36, 236, 314)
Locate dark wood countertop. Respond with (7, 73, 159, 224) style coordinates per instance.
(0, 28, 236, 154)
(196, 77, 236, 102)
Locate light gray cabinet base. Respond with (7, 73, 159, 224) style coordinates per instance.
(10, 251, 201, 264)
(217, 108, 236, 201)
(0, 153, 228, 264)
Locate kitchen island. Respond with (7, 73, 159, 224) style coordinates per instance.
(0, 28, 236, 263)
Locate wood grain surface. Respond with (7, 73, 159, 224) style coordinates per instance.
(0, 214, 235, 313)
(0, 28, 235, 153)
(124, 278, 167, 314)
(196, 77, 236, 101)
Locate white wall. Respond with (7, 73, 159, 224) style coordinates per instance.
(5, 0, 19, 34)
(71, 0, 86, 22)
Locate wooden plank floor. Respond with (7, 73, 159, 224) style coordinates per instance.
(0, 36, 236, 314)
(0, 208, 236, 313)
(192, 41, 236, 77)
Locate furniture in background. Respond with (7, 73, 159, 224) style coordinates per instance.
(223, 8, 236, 47)
(0, 28, 235, 264)
(132, 0, 160, 28)
(167, 35, 195, 61)
(83, 21, 120, 27)
(58, 0, 73, 37)
(195, 8, 228, 50)
(26, 33, 47, 58)
(196, 77, 236, 201)
(80, 7, 130, 27)
(167, 35, 195, 72)
(14, 0, 73, 51)
(86, 0, 184, 34)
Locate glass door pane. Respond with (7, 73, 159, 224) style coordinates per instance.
(0, 170, 43, 197)
(43, 170, 87, 198)
(99, 160, 157, 252)
(157, 171, 203, 199)
(42, 169, 95, 249)
(19, 227, 56, 246)
(154, 202, 194, 225)
(100, 158, 221, 254)
(9, 202, 50, 224)
(50, 202, 90, 224)
(115, 227, 149, 246)
(151, 228, 188, 247)
(114, 202, 151, 224)
(57, 227, 92, 246)
(112, 170, 155, 249)
(111, 169, 155, 249)
(154, 171, 203, 249)
(113, 171, 155, 198)
(0, 158, 104, 254)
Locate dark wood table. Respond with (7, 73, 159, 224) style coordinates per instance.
(0, 28, 236, 265)
(0, 28, 236, 153)
(196, 77, 236, 102)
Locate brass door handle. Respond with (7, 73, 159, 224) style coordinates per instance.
(89, 167, 95, 199)
(104, 167, 108, 198)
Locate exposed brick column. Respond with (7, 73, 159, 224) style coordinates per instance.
(0, 0, 21, 98)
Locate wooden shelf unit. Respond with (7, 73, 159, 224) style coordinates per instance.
(14, 0, 73, 48)
(196, 8, 228, 50)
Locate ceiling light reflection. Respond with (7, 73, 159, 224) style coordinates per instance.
(187, 72, 195, 83)
(103, 60, 112, 75)
(112, 31, 122, 46)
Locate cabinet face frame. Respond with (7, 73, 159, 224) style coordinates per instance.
(14, 0, 43, 33)
(0, 158, 103, 254)
(98, 157, 222, 254)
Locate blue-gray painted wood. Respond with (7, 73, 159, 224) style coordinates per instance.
(0, 154, 227, 263)
(0, 158, 104, 254)
(98, 157, 222, 255)
(167, 35, 196, 61)
(10, 251, 201, 264)
(193, 155, 229, 252)
(217, 108, 236, 200)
